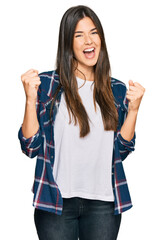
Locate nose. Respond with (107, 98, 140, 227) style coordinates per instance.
(84, 34, 93, 44)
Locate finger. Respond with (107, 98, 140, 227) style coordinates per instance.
(126, 90, 135, 96)
(126, 95, 136, 102)
(29, 79, 41, 84)
(27, 72, 39, 77)
(22, 73, 39, 81)
(22, 78, 41, 85)
(22, 69, 39, 79)
(22, 74, 40, 82)
(24, 82, 41, 90)
(129, 86, 138, 92)
(30, 77, 41, 83)
(30, 83, 41, 88)
(126, 92, 138, 99)
(134, 82, 145, 91)
(129, 80, 134, 86)
(24, 69, 38, 75)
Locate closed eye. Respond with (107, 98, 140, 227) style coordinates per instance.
(92, 31, 98, 34)
(75, 32, 98, 38)
(75, 34, 83, 38)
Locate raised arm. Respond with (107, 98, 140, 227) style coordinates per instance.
(18, 69, 42, 158)
(21, 69, 41, 138)
(120, 80, 145, 141)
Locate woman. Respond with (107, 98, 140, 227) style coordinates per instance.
(18, 5, 145, 240)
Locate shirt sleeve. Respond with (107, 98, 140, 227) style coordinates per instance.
(117, 84, 136, 161)
(117, 130, 136, 161)
(18, 126, 42, 158)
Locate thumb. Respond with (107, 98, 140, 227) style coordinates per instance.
(129, 80, 134, 86)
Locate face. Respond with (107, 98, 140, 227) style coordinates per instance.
(73, 17, 101, 73)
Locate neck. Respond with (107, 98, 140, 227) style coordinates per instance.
(74, 66, 94, 81)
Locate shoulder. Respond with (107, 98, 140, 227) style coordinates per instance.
(38, 70, 60, 90)
(38, 70, 60, 98)
(111, 77, 128, 111)
(111, 77, 127, 93)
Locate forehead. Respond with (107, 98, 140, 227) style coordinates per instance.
(75, 17, 96, 31)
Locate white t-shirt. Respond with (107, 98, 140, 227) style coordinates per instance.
(53, 77, 114, 201)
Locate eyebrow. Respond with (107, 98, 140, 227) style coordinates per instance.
(74, 27, 97, 34)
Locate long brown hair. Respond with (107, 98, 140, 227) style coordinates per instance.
(51, 5, 118, 137)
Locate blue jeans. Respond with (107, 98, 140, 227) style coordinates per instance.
(34, 197, 122, 240)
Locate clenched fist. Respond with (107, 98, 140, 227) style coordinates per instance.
(126, 80, 145, 112)
(21, 69, 41, 102)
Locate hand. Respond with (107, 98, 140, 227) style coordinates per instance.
(126, 80, 145, 112)
(21, 69, 41, 102)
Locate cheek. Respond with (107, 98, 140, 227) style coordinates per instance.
(94, 35, 101, 46)
(73, 42, 83, 57)
(97, 38, 101, 48)
(97, 41, 101, 54)
(74, 41, 82, 50)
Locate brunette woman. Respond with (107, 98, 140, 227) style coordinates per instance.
(18, 5, 145, 240)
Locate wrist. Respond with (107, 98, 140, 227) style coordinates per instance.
(26, 98, 36, 106)
(128, 109, 138, 115)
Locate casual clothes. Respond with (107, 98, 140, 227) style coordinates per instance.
(34, 197, 121, 240)
(18, 70, 136, 215)
(53, 77, 114, 202)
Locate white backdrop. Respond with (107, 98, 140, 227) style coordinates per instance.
(1, 0, 163, 239)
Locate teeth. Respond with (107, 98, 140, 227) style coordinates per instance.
(84, 48, 94, 52)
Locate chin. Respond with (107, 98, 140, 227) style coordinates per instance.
(82, 59, 98, 67)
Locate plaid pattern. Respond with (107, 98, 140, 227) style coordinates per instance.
(18, 70, 136, 215)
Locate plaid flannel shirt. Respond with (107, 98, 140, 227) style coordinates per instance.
(18, 70, 136, 215)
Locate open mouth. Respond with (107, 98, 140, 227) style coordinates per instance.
(83, 48, 95, 59)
